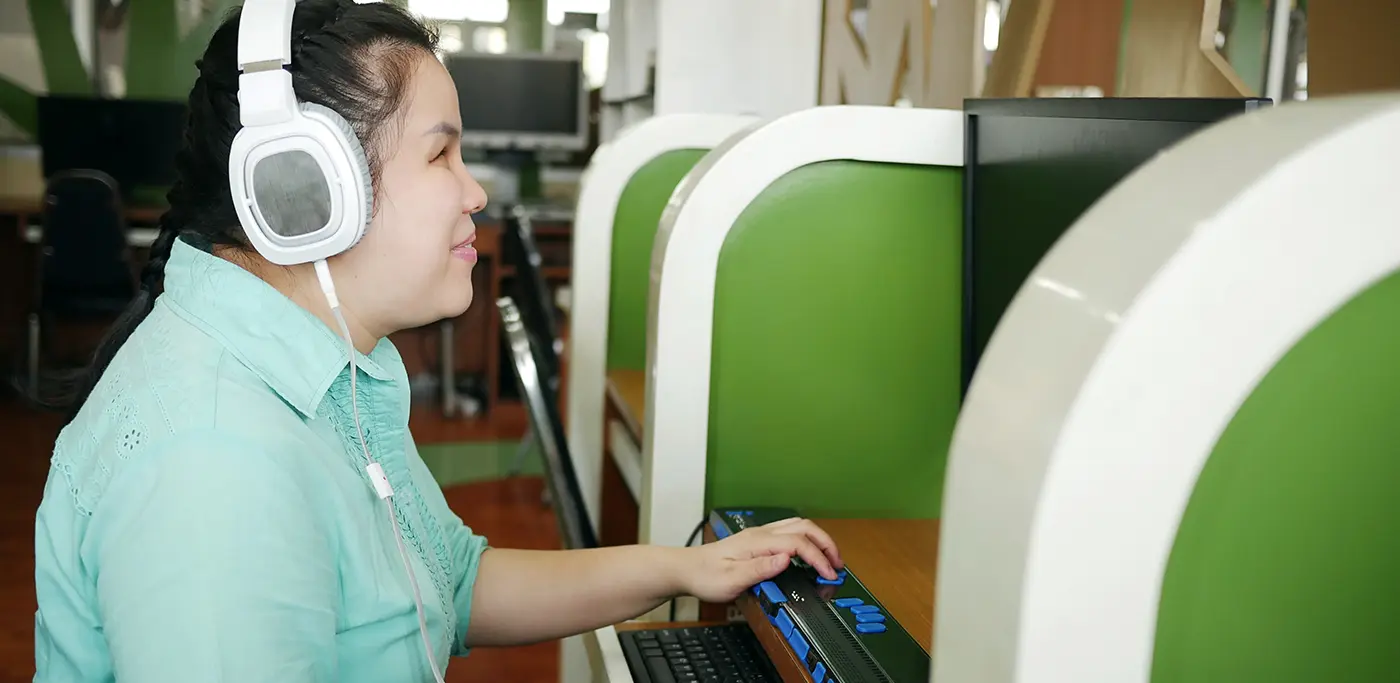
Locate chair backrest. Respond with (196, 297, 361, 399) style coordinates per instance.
(934, 93, 1400, 683)
(641, 106, 965, 546)
(564, 114, 758, 531)
(498, 296, 599, 550)
(39, 169, 135, 306)
(604, 149, 709, 372)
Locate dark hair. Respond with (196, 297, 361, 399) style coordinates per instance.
(57, 0, 438, 419)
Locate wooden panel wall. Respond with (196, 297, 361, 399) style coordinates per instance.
(1032, 0, 1126, 96)
(982, 0, 1055, 97)
(820, 0, 982, 109)
(1118, 0, 1254, 96)
(1309, 0, 1400, 97)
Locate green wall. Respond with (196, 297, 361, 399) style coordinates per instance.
(1153, 268, 1400, 681)
(705, 161, 964, 519)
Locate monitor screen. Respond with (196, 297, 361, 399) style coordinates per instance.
(445, 54, 584, 150)
(962, 97, 1270, 393)
(37, 96, 186, 194)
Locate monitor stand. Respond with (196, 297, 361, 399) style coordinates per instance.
(486, 149, 542, 203)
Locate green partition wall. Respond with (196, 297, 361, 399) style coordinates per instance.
(704, 161, 963, 519)
(1153, 268, 1400, 681)
(606, 149, 710, 371)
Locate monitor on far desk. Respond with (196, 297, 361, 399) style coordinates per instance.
(961, 96, 1272, 395)
(444, 52, 587, 153)
(36, 95, 185, 204)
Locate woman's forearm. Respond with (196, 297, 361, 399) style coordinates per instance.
(464, 546, 688, 647)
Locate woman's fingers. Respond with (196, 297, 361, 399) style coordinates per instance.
(773, 532, 836, 580)
(765, 518, 844, 571)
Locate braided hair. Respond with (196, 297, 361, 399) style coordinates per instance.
(59, 0, 438, 420)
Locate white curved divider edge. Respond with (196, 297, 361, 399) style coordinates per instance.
(565, 113, 758, 533)
(933, 93, 1400, 683)
(641, 105, 965, 551)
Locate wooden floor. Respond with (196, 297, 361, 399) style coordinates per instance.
(0, 397, 560, 683)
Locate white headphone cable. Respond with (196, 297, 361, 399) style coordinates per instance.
(315, 260, 448, 683)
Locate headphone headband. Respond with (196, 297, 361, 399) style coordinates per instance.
(228, 0, 380, 266)
(236, 0, 296, 127)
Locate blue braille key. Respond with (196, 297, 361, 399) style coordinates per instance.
(850, 605, 879, 614)
(832, 598, 863, 608)
(856, 622, 887, 634)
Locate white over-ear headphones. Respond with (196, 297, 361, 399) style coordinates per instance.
(229, 0, 377, 267)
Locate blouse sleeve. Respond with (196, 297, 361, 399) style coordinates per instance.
(88, 430, 339, 682)
(402, 431, 490, 657)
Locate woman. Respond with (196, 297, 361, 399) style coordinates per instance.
(32, 2, 843, 681)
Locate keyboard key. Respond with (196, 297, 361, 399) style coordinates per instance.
(856, 612, 885, 623)
(856, 622, 887, 634)
(812, 662, 828, 680)
(788, 631, 810, 661)
(775, 609, 795, 638)
(832, 598, 863, 608)
(850, 605, 879, 614)
(758, 581, 786, 604)
(646, 656, 677, 683)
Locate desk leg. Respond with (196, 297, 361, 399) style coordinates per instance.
(440, 318, 456, 418)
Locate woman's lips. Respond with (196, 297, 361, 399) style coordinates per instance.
(451, 233, 478, 264)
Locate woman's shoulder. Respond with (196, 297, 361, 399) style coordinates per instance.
(52, 307, 316, 518)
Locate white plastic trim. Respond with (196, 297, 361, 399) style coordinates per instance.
(642, 105, 965, 548)
(566, 113, 758, 534)
(933, 93, 1400, 683)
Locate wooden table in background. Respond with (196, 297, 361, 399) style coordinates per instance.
(600, 368, 647, 546)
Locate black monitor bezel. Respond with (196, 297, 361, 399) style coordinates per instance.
(960, 97, 1271, 395)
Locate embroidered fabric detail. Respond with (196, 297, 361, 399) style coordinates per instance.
(51, 360, 150, 517)
(323, 370, 458, 643)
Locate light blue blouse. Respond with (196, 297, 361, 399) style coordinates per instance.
(34, 236, 489, 682)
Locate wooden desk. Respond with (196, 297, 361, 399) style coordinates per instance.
(1, 196, 168, 229)
(597, 518, 940, 683)
(607, 368, 647, 440)
(601, 368, 647, 546)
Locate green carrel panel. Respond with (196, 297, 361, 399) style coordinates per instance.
(607, 149, 709, 371)
(706, 161, 963, 519)
(1153, 268, 1400, 682)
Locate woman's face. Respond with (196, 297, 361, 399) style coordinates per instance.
(334, 51, 487, 336)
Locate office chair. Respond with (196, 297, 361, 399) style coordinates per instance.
(502, 204, 565, 476)
(18, 169, 137, 403)
(498, 296, 598, 549)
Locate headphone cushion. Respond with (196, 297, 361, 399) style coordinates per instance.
(301, 102, 374, 245)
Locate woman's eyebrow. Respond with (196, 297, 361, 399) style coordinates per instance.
(424, 122, 461, 138)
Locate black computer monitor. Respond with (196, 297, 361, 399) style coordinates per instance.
(961, 97, 1271, 393)
(444, 53, 586, 151)
(36, 96, 186, 198)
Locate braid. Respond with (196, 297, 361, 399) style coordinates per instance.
(141, 209, 181, 295)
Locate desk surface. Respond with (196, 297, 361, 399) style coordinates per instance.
(811, 518, 938, 651)
(606, 368, 647, 439)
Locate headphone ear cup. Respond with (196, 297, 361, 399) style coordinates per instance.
(301, 102, 373, 247)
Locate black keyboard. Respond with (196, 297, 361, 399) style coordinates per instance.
(619, 623, 781, 683)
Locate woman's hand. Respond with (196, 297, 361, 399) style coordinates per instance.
(677, 517, 845, 604)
